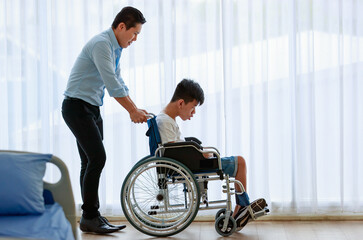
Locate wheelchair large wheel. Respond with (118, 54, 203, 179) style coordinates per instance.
(121, 157, 200, 237)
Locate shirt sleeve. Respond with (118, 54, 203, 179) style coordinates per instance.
(115, 63, 129, 94)
(91, 41, 129, 97)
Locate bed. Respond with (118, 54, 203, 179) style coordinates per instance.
(0, 151, 77, 240)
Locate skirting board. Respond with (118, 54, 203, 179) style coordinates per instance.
(193, 214, 363, 221)
(76, 214, 363, 222)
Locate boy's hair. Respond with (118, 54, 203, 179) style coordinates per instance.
(171, 79, 204, 105)
(112, 6, 146, 30)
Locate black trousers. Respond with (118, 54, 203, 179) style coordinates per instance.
(62, 98, 105, 219)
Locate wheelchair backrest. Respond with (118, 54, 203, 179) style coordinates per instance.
(146, 115, 161, 156)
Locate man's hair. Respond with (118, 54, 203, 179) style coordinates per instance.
(112, 6, 146, 30)
(171, 79, 204, 105)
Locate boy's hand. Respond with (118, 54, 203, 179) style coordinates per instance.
(203, 153, 214, 159)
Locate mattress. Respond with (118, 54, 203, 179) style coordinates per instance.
(0, 203, 74, 240)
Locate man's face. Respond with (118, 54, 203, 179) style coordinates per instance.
(115, 23, 142, 48)
(179, 99, 198, 121)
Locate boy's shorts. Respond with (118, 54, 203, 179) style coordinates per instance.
(221, 156, 238, 177)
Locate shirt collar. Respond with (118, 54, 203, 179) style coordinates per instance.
(107, 27, 122, 52)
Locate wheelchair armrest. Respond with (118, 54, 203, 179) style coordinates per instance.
(163, 141, 203, 150)
(160, 141, 220, 173)
(184, 137, 202, 145)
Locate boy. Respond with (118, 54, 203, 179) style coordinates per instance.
(156, 79, 267, 230)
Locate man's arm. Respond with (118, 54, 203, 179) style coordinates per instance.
(115, 96, 148, 123)
(92, 42, 130, 97)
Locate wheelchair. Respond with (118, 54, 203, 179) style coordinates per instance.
(121, 114, 268, 237)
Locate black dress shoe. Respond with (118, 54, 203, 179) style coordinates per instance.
(80, 216, 119, 234)
(100, 216, 126, 230)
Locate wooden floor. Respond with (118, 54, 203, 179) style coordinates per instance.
(79, 220, 363, 240)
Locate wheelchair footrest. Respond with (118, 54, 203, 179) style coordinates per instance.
(251, 207, 269, 220)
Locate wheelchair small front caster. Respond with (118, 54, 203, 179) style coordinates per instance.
(215, 208, 233, 220)
(215, 215, 236, 237)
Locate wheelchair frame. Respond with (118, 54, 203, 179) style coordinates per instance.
(121, 115, 267, 237)
(156, 143, 245, 213)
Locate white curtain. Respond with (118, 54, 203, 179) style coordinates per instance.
(1, 0, 362, 217)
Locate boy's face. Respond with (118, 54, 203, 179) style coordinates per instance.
(115, 22, 142, 48)
(179, 99, 199, 121)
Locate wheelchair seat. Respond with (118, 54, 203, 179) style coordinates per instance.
(146, 115, 219, 173)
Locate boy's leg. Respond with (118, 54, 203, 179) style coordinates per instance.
(233, 156, 249, 216)
(234, 156, 247, 192)
(220, 156, 249, 216)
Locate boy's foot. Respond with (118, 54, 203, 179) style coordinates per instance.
(234, 206, 249, 230)
(234, 198, 267, 231)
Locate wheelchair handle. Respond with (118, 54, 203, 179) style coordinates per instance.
(147, 113, 156, 119)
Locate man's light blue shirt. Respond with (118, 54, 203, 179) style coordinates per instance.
(64, 28, 129, 106)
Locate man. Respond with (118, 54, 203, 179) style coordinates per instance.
(62, 6, 148, 234)
(156, 79, 267, 231)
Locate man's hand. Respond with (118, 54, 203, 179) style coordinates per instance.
(130, 109, 148, 123)
(114, 96, 148, 123)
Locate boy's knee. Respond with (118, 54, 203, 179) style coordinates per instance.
(238, 156, 247, 169)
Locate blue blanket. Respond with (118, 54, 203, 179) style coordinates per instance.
(0, 203, 74, 240)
